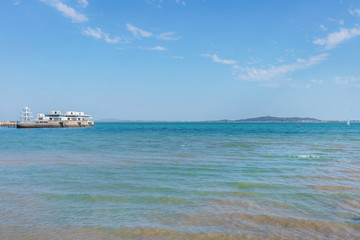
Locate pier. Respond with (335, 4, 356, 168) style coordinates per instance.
(0, 121, 17, 127)
(17, 120, 94, 128)
(0, 120, 94, 128)
(0, 107, 95, 128)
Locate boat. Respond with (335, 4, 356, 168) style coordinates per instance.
(347, 120, 350, 126)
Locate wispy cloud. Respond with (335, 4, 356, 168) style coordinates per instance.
(349, 8, 360, 16)
(320, 24, 327, 31)
(116, 46, 168, 51)
(237, 53, 329, 82)
(310, 79, 324, 85)
(334, 76, 360, 87)
(257, 78, 311, 89)
(13, 0, 21, 5)
(39, 0, 88, 23)
(103, 35, 122, 44)
(82, 27, 102, 39)
(172, 56, 184, 59)
(175, 0, 186, 6)
(145, 0, 186, 7)
(126, 24, 153, 38)
(126, 24, 180, 44)
(313, 26, 360, 49)
(202, 54, 238, 68)
(150, 46, 167, 51)
(77, 0, 88, 8)
(157, 32, 181, 40)
(82, 27, 121, 44)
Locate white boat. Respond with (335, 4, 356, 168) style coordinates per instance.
(347, 120, 350, 126)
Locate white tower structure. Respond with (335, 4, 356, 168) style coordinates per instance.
(19, 106, 34, 122)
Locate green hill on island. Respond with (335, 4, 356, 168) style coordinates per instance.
(217, 116, 321, 123)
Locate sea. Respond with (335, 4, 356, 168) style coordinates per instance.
(0, 122, 360, 239)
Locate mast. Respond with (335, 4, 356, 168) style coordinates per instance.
(19, 106, 34, 122)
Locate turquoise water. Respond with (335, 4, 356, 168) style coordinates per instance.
(1, 123, 360, 239)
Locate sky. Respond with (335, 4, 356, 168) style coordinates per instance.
(1, 0, 360, 121)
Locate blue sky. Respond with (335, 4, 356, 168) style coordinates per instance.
(1, 0, 360, 121)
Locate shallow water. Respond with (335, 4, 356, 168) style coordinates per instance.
(0, 123, 360, 239)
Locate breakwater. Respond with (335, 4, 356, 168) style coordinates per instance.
(17, 120, 94, 128)
(0, 121, 17, 127)
(0, 121, 94, 128)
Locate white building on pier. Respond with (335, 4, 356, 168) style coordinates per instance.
(37, 110, 92, 122)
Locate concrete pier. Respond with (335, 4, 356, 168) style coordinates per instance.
(0, 121, 17, 127)
(16, 120, 94, 128)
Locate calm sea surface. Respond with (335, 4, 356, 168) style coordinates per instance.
(1, 123, 360, 239)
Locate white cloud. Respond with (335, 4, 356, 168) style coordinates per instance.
(237, 53, 328, 82)
(157, 32, 181, 40)
(13, 0, 21, 5)
(82, 27, 121, 44)
(175, 0, 186, 6)
(276, 57, 285, 63)
(349, 8, 360, 16)
(310, 79, 324, 84)
(103, 34, 121, 44)
(313, 26, 360, 49)
(77, 0, 88, 8)
(39, 0, 88, 23)
(202, 54, 238, 68)
(320, 25, 327, 31)
(146, 0, 186, 7)
(259, 78, 312, 88)
(172, 56, 184, 59)
(339, 19, 344, 25)
(334, 76, 360, 87)
(82, 27, 102, 39)
(150, 46, 167, 51)
(126, 24, 153, 38)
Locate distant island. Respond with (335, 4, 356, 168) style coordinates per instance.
(96, 116, 336, 123)
(213, 116, 321, 123)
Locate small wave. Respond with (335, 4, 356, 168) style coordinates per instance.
(180, 213, 360, 239)
(45, 194, 188, 204)
(195, 190, 258, 197)
(343, 170, 360, 174)
(288, 155, 320, 159)
(221, 142, 254, 148)
(310, 185, 360, 191)
(285, 175, 342, 180)
(141, 197, 188, 204)
(243, 168, 283, 173)
(45, 194, 129, 202)
(343, 200, 360, 209)
(209, 199, 294, 211)
(176, 154, 194, 158)
(210, 199, 261, 210)
(230, 182, 279, 189)
(338, 199, 360, 213)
